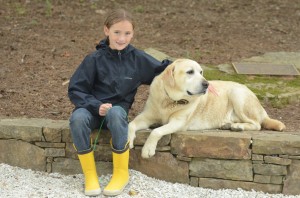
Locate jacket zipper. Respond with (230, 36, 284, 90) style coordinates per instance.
(118, 51, 122, 85)
(118, 51, 122, 62)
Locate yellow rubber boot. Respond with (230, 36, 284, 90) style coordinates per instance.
(103, 145, 129, 196)
(78, 151, 101, 196)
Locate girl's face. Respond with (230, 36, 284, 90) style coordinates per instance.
(104, 20, 134, 51)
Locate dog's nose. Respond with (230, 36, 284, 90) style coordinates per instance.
(202, 81, 209, 89)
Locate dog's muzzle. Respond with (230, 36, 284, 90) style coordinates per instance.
(187, 80, 209, 95)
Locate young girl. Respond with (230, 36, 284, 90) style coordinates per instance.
(68, 9, 171, 196)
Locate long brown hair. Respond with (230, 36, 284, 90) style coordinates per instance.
(104, 9, 135, 29)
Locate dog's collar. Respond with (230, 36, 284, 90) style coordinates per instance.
(164, 87, 189, 106)
(175, 99, 189, 105)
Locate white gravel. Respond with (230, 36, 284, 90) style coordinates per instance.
(0, 163, 299, 198)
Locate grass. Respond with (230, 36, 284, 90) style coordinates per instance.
(90, 2, 97, 10)
(14, 3, 26, 15)
(134, 5, 144, 13)
(186, 49, 202, 61)
(204, 66, 300, 107)
(29, 19, 39, 26)
(204, 67, 299, 87)
(45, 0, 52, 17)
(13, 1, 52, 17)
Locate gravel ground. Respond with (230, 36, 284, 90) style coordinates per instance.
(0, 163, 299, 198)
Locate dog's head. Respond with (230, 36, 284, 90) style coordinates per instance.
(162, 59, 209, 100)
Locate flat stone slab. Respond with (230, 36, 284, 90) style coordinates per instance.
(0, 118, 69, 142)
(232, 62, 299, 75)
(144, 48, 174, 61)
(218, 51, 300, 74)
(190, 158, 253, 181)
(129, 149, 189, 184)
(243, 52, 300, 70)
(171, 131, 252, 159)
(0, 139, 46, 171)
(252, 132, 300, 155)
(198, 177, 282, 194)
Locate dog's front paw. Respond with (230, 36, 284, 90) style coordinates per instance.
(128, 135, 135, 149)
(141, 142, 156, 158)
(231, 123, 244, 132)
(129, 140, 134, 149)
(128, 131, 136, 149)
(220, 123, 232, 130)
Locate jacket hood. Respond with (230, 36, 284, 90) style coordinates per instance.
(96, 38, 108, 50)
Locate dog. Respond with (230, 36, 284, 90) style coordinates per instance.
(128, 59, 286, 158)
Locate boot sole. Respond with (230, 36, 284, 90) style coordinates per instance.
(103, 181, 128, 196)
(85, 188, 101, 196)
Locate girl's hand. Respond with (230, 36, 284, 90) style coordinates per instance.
(99, 103, 112, 116)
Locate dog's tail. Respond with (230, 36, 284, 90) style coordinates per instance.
(262, 117, 286, 131)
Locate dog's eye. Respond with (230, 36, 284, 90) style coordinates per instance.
(200, 71, 203, 75)
(187, 70, 194, 75)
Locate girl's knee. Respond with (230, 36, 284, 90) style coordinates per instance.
(106, 106, 127, 120)
(70, 108, 92, 126)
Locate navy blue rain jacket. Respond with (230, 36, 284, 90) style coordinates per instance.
(68, 39, 171, 116)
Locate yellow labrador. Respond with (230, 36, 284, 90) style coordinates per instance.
(128, 59, 286, 158)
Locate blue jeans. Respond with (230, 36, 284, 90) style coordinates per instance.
(69, 106, 128, 154)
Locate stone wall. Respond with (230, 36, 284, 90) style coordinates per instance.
(0, 118, 299, 195)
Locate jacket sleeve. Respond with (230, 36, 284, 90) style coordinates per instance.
(139, 51, 172, 85)
(68, 55, 102, 115)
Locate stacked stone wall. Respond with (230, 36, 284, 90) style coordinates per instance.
(0, 118, 299, 195)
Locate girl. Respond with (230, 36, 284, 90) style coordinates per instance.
(68, 9, 171, 196)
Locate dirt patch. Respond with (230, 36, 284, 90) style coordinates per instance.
(0, 1, 299, 131)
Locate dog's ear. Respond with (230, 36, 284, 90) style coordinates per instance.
(162, 63, 175, 87)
